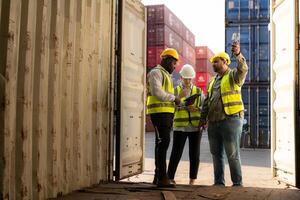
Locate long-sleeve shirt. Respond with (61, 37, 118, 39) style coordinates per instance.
(200, 53, 248, 122)
(147, 65, 175, 102)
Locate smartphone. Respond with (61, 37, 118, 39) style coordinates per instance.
(231, 32, 240, 45)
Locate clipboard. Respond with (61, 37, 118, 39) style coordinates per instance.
(183, 93, 201, 106)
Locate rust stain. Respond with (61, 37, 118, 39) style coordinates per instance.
(53, 150, 57, 161)
(2, 156, 6, 167)
(5, 67, 10, 81)
(79, 48, 83, 61)
(8, 31, 14, 41)
(88, 54, 93, 62)
(41, 36, 46, 54)
(52, 33, 59, 48)
(24, 65, 30, 73)
(37, 183, 42, 193)
(54, 51, 59, 64)
(86, 165, 91, 172)
(92, 101, 98, 112)
(20, 185, 28, 198)
(67, 42, 72, 49)
(25, 32, 31, 50)
(21, 128, 27, 140)
(4, 129, 10, 137)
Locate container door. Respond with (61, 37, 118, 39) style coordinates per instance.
(115, 0, 146, 180)
(271, 0, 299, 187)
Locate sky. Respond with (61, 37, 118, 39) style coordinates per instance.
(141, 0, 225, 53)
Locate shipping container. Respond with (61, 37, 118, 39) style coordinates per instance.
(147, 4, 182, 34)
(225, 23, 270, 82)
(225, 0, 269, 23)
(182, 40, 196, 65)
(270, 0, 300, 187)
(181, 24, 195, 46)
(195, 58, 215, 75)
(195, 46, 214, 59)
(0, 0, 147, 199)
(194, 72, 212, 89)
(146, 47, 192, 75)
(147, 24, 183, 54)
(147, 45, 167, 67)
(242, 84, 270, 148)
(171, 71, 182, 87)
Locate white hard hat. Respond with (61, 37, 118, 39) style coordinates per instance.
(179, 64, 195, 79)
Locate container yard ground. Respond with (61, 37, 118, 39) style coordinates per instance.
(54, 132, 300, 200)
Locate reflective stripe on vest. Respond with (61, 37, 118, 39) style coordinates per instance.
(207, 70, 244, 115)
(146, 66, 175, 114)
(173, 85, 202, 127)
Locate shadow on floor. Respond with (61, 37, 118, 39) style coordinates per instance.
(51, 182, 300, 200)
(145, 132, 271, 168)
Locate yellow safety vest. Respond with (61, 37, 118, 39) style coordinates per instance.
(146, 65, 175, 114)
(173, 85, 202, 127)
(207, 70, 244, 115)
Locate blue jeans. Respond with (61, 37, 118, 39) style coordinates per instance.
(208, 116, 243, 185)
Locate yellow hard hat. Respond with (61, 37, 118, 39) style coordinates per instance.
(210, 52, 231, 65)
(160, 48, 179, 61)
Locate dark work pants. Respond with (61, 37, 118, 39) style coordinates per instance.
(150, 113, 174, 180)
(167, 131, 202, 179)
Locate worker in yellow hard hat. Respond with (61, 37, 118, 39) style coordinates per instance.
(167, 64, 205, 185)
(147, 48, 189, 187)
(200, 42, 248, 187)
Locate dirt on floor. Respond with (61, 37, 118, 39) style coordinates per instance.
(52, 182, 300, 200)
(53, 132, 300, 199)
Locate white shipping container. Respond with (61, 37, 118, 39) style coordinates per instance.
(271, 0, 300, 187)
(0, 0, 146, 199)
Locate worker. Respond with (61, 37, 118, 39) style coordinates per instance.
(147, 48, 189, 187)
(199, 42, 248, 187)
(167, 64, 204, 185)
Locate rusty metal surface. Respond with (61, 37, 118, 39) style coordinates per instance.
(0, 0, 115, 199)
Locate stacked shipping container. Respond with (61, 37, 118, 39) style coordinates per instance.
(146, 4, 196, 132)
(146, 5, 196, 79)
(194, 46, 215, 94)
(242, 84, 270, 148)
(225, 0, 270, 148)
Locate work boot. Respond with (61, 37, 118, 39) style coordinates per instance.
(169, 179, 176, 185)
(157, 177, 176, 188)
(189, 179, 196, 185)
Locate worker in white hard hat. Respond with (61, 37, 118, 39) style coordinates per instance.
(167, 64, 205, 185)
(199, 42, 248, 187)
(147, 48, 189, 187)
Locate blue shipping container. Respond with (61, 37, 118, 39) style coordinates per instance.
(225, 0, 269, 22)
(225, 23, 270, 82)
(242, 84, 270, 148)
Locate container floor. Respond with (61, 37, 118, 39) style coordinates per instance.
(52, 132, 300, 199)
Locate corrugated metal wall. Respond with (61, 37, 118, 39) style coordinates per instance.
(0, 0, 115, 199)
